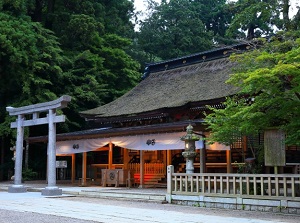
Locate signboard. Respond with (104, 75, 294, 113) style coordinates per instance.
(264, 129, 285, 166)
(56, 160, 67, 168)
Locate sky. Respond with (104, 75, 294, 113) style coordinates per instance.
(134, 0, 299, 19)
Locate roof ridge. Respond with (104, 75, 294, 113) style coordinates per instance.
(142, 42, 251, 79)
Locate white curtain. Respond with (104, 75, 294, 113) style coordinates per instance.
(205, 142, 230, 151)
(55, 132, 205, 155)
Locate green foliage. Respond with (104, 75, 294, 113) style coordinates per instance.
(48, 1, 140, 106)
(138, 0, 216, 60)
(0, 0, 140, 137)
(0, 12, 64, 137)
(226, 0, 282, 39)
(22, 168, 38, 181)
(205, 31, 300, 146)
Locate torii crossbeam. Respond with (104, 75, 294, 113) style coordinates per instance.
(6, 95, 71, 195)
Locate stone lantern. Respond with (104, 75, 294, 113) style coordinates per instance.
(181, 124, 200, 173)
(10, 146, 16, 180)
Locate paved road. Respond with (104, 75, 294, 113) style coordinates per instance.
(0, 192, 299, 223)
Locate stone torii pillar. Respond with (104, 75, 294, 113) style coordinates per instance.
(6, 95, 71, 195)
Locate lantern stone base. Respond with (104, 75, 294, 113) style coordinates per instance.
(8, 185, 27, 193)
(41, 187, 62, 196)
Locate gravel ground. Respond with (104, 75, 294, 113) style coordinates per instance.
(0, 209, 97, 223)
(0, 195, 299, 223)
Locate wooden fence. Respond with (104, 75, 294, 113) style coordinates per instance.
(128, 163, 165, 175)
(167, 165, 300, 199)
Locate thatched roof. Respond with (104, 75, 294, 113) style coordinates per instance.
(81, 59, 236, 119)
(81, 44, 251, 120)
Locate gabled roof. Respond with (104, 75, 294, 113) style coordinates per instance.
(81, 43, 251, 120)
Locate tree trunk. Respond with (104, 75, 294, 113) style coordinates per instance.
(45, 0, 56, 29)
(31, 0, 43, 22)
(292, 4, 300, 29)
(247, 24, 255, 40)
(282, 0, 291, 30)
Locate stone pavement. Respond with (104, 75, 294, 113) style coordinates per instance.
(0, 191, 287, 223)
(0, 181, 298, 223)
(0, 181, 167, 202)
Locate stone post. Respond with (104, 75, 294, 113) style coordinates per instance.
(8, 115, 26, 193)
(42, 109, 62, 196)
(166, 165, 174, 203)
(181, 124, 200, 174)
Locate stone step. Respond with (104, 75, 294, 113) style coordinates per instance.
(0, 185, 167, 203)
(133, 174, 165, 185)
(78, 190, 166, 203)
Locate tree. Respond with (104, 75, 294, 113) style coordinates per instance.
(226, 0, 300, 40)
(226, 0, 282, 40)
(14, 0, 140, 131)
(195, 0, 234, 44)
(205, 31, 300, 146)
(48, 1, 140, 104)
(0, 12, 65, 135)
(0, 1, 141, 179)
(0, 9, 67, 179)
(138, 0, 215, 61)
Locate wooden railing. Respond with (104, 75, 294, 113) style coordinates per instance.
(128, 163, 165, 175)
(167, 166, 300, 200)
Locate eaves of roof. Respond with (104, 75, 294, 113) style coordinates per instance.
(28, 120, 204, 143)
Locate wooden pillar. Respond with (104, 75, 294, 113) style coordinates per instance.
(200, 148, 206, 173)
(108, 142, 113, 169)
(123, 148, 129, 169)
(155, 150, 158, 160)
(139, 150, 145, 188)
(81, 152, 87, 186)
(226, 150, 232, 173)
(242, 136, 247, 161)
(167, 150, 172, 166)
(71, 153, 75, 184)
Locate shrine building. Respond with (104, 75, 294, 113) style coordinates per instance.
(28, 43, 299, 187)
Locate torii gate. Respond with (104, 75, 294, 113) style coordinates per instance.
(6, 95, 71, 196)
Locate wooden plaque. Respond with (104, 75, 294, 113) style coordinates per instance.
(264, 129, 285, 166)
